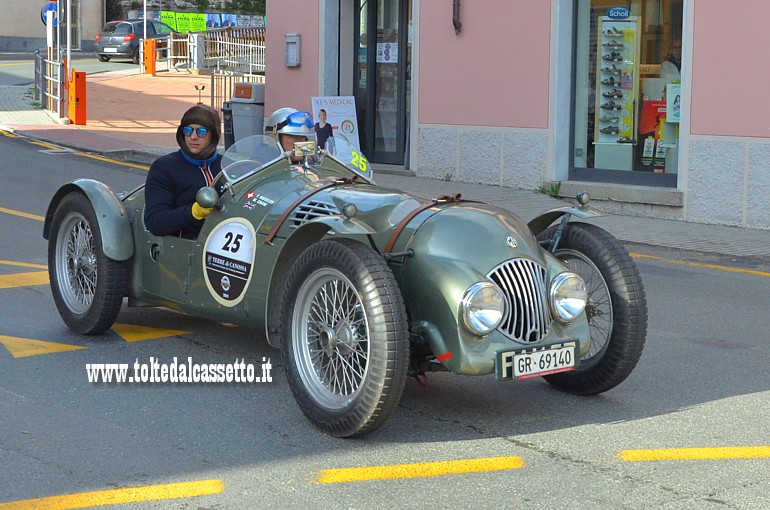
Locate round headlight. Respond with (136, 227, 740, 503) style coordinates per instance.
(549, 272, 587, 323)
(461, 282, 506, 336)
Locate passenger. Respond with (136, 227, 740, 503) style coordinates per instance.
(144, 104, 224, 239)
(263, 108, 315, 164)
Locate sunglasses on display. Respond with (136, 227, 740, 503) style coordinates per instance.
(276, 111, 314, 131)
(182, 126, 209, 137)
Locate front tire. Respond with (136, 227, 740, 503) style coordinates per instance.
(538, 222, 647, 395)
(48, 193, 126, 335)
(280, 239, 409, 438)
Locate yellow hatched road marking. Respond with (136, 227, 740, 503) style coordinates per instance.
(0, 130, 20, 138)
(0, 260, 47, 270)
(0, 335, 86, 358)
(0, 271, 49, 289)
(620, 446, 770, 462)
(0, 479, 224, 509)
(631, 253, 770, 278)
(317, 455, 526, 484)
(0, 207, 45, 222)
(111, 323, 190, 343)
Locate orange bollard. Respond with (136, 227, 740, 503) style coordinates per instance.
(143, 39, 156, 75)
(67, 70, 86, 125)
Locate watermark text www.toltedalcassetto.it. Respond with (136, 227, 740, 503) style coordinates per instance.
(85, 357, 273, 384)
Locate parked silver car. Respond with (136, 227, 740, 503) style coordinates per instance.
(95, 20, 174, 64)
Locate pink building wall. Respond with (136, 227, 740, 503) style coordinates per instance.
(690, 0, 770, 138)
(417, 0, 551, 128)
(264, 0, 320, 115)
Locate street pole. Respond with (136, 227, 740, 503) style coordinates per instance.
(66, 0, 71, 80)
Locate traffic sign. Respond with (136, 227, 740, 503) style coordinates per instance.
(41, 1, 58, 27)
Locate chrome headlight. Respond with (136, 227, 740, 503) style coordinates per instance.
(549, 272, 587, 323)
(461, 282, 506, 336)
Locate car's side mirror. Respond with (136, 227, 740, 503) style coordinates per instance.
(196, 186, 220, 210)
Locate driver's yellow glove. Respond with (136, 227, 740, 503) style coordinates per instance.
(191, 202, 212, 220)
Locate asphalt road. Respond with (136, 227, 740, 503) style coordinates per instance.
(0, 132, 769, 509)
(0, 53, 137, 86)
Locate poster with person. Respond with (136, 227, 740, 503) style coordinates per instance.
(311, 96, 361, 158)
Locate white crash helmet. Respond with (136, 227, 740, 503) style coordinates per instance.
(264, 107, 314, 139)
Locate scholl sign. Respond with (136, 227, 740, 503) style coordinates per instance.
(608, 7, 630, 19)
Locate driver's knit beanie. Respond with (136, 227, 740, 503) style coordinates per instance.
(176, 104, 221, 160)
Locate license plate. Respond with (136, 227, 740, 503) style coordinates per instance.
(104, 48, 118, 53)
(496, 342, 576, 380)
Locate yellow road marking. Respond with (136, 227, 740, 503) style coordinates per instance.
(111, 323, 190, 343)
(620, 446, 770, 462)
(0, 335, 86, 358)
(0, 62, 33, 67)
(0, 479, 224, 509)
(631, 252, 770, 278)
(0, 271, 49, 289)
(317, 456, 526, 484)
(0, 130, 19, 138)
(0, 207, 45, 222)
(75, 152, 149, 170)
(0, 260, 47, 270)
(30, 140, 64, 151)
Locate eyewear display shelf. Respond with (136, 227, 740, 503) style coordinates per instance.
(594, 16, 641, 171)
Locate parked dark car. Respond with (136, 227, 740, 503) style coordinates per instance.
(95, 20, 174, 64)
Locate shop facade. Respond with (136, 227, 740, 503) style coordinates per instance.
(265, 0, 770, 230)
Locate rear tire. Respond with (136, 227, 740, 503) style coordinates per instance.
(48, 193, 126, 335)
(280, 239, 409, 438)
(132, 47, 141, 65)
(538, 222, 647, 395)
(97, 54, 110, 62)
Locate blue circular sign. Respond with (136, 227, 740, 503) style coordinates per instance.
(41, 2, 58, 27)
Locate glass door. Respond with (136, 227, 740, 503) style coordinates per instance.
(355, 0, 410, 164)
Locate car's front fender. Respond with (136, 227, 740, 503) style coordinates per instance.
(527, 205, 604, 236)
(43, 179, 134, 261)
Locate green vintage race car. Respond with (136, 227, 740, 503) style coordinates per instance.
(43, 135, 647, 438)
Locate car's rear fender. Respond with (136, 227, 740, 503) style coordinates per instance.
(263, 217, 376, 348)
(43, 179, 134, 261)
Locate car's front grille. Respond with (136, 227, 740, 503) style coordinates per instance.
(488, 258, 551, 343)
(290, 201, 337, 228)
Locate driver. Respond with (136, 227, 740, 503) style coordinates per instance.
(144, 104, 225, 239)
(263, 107, 315, 164)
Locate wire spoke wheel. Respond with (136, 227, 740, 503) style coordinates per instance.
(554, 249, 613, 365)
(56, 212, 98, 314)
(48, 192, 126, 335)
(281, 239, 408, 438)
(294, 269, 370, 408)
(538, 222, 647, 395)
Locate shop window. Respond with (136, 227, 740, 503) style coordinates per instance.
(570, 0, 683, 187)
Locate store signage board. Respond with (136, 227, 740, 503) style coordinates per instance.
(608, 7, 630, 19)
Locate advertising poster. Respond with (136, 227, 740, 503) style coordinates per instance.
(311, 96, 361, 155)
(175, 12, 193, 32)
(160, 11, 177, 31)
(189, 14, 206, 32)
(666, 83, 681, 123)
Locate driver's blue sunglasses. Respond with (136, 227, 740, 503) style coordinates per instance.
(182, 126, 209, 137)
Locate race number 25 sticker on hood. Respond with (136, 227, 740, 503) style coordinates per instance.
(202, 219, 256, 306)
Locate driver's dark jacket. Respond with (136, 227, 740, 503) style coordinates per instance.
(144, 150, 224, 239)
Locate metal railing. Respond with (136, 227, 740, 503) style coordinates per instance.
(210, 71, 265, 112)
(204, 27, 266, 74)
(34, 48, 66, 119)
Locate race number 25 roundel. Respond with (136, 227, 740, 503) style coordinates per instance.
(202, 219, 256, 306)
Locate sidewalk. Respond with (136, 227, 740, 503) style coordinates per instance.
(2, 69, 769, 260)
